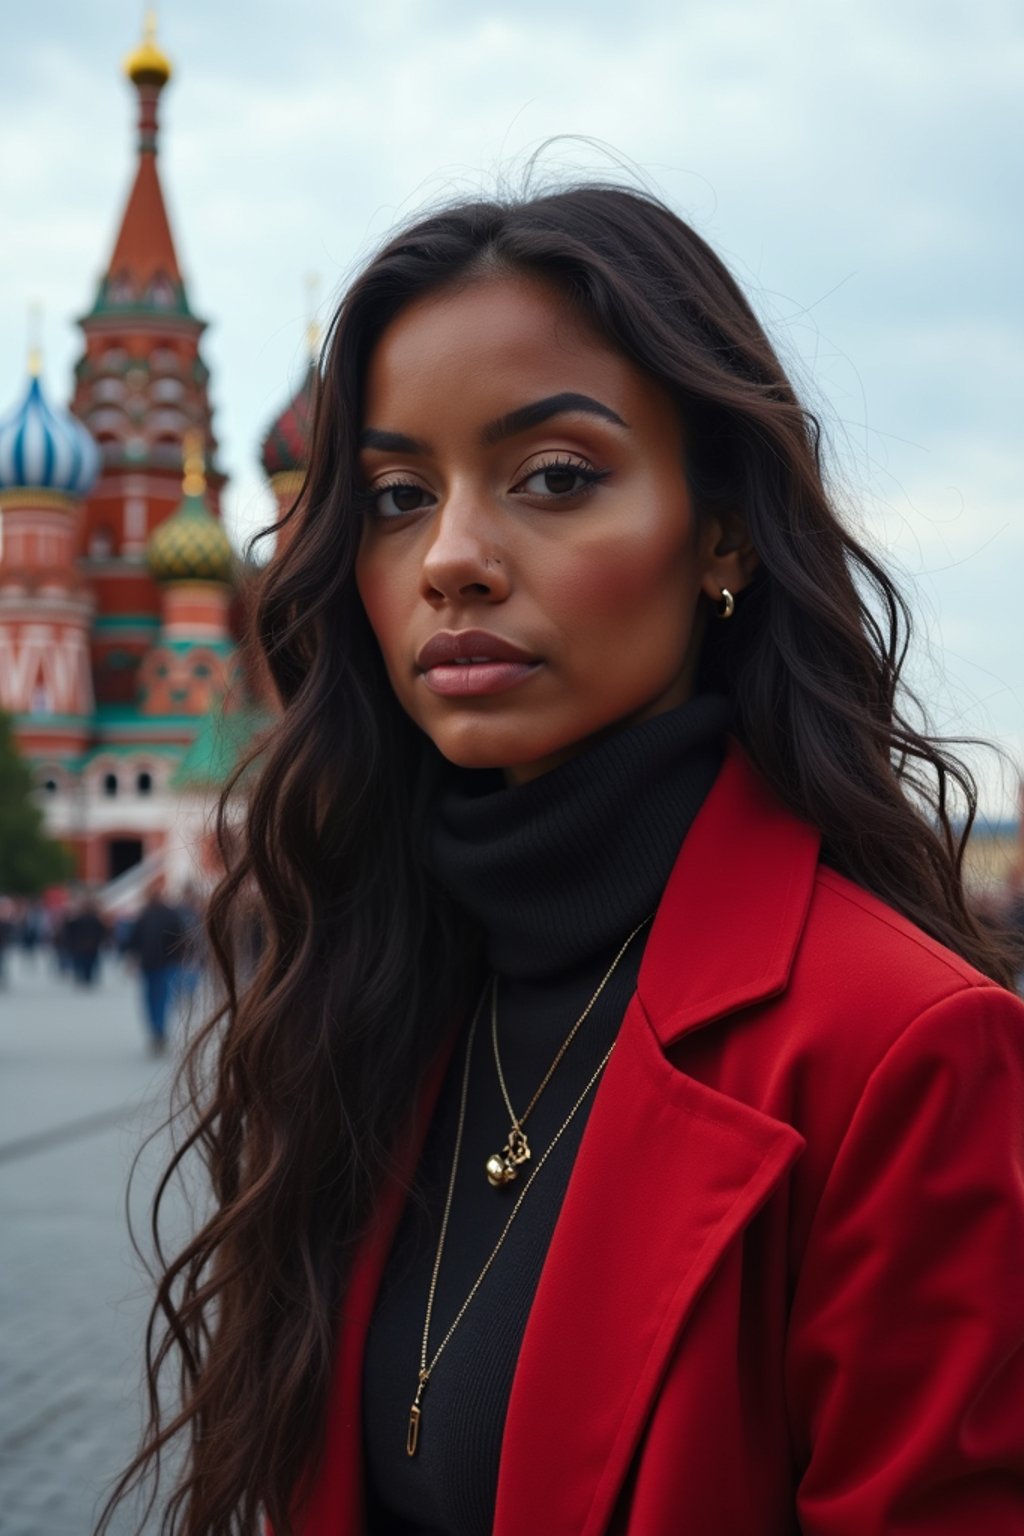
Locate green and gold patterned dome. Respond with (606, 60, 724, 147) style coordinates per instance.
(147, 434, 233, 584)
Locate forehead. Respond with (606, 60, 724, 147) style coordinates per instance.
(361, 271, 673, 436)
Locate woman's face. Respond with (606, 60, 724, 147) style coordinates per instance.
(354, 271, 751, 785)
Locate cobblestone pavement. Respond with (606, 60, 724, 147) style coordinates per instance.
(0, 949, 198, 1536)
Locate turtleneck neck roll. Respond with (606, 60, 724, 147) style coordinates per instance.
(427, 691, 733, 981)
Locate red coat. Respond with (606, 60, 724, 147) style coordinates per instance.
(296, 742, 1024, 1534)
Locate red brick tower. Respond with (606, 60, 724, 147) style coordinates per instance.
(71, 13, 225, 710)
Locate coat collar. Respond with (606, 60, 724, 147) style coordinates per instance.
(638, 736, 821, 1045)
(297, 738, 820, 1536)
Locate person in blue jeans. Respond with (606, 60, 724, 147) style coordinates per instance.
(125, 877, 185, 1054)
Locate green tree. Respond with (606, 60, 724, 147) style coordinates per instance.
(0, 711, 74, 895)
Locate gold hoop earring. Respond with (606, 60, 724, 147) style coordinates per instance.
(716, 588, 735, 620)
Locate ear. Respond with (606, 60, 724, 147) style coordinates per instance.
(698, 509, 759, 605)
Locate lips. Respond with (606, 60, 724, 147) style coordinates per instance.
(415, 629, 539, 671)
(415, 629, 543, 699)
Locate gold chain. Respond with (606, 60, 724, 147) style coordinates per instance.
(487, 914, 653, 1186)
(408, 976, 626, 1456)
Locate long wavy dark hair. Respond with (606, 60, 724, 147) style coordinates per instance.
(96, 183, 1018, 1536)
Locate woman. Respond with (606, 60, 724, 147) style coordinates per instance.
(100, 186, 1024, 1535)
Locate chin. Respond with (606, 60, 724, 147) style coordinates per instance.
(425, 716, 573, 776)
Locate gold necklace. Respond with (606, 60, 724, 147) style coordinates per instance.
(485, 914, 653, 1187)
(411, 976, 620, 1456)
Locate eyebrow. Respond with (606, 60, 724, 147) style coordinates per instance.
(359, 392, 629, 455)
(481, 392, 629, 444)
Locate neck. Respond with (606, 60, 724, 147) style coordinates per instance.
(426, 693, 732, 981)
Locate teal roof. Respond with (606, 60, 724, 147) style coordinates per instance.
(171, 703, 270, 789)
(76, 743, 183, 764)
(85, 276, 198, 323)
(94, 704, 200, 726)
(94, 615, 162, 631)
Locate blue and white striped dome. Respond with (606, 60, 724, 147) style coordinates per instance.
(0, 371, 100, 497)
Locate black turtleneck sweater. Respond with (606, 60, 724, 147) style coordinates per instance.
(362, 695, 732, 1536)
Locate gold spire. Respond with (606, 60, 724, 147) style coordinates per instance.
(182, 429, 207, 497)
(305, 272, 322, 363)
(27, 302, 43, 378)
(124, 10, 173, 86)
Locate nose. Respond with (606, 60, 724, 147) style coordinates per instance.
(420, 495, 510, 606)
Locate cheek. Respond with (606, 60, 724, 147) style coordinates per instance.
(546, 511, 699, 644)
(354, 545, 401, 655)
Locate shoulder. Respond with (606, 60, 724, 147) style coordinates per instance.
(771, 861, 1024, 1112)
(764, 866, 1024, 1212)
(795, 863, 1013, 1051)
(805, 862, 983, 998)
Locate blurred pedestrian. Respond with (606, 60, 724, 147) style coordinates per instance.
(51, 901, 75, 977)
(124, 877, 186, 1054)
(0, 896, 14, 987)
(64, 896, 108, 985)
(19, 898, 48, 966)
(111, 910, 136, 962)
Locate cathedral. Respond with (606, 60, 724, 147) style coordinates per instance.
(0, 18, 306, 897)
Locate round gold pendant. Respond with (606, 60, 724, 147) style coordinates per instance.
(486, 1152, 516, 1187)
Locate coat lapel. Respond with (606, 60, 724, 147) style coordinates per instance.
(492, 743, 820, 1536)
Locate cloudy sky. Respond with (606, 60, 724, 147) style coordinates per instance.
(3, 0, 1021, 815)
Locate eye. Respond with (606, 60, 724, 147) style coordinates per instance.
(366, 480, 435, 519)
(513, 456, 610, 501)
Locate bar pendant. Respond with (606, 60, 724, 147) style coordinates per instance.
(407, 1402, 422, 1456)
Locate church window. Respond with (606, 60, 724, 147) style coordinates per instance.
(88, 408, 127, 436)
(88, 527, 115, 558)
(92, 378, 126, 404)
(150, 410, 186, 436)
(43, 778, 59, 795)
(151, 379, 184, 404)
(148, 274, 176, 308)
(137, 771, 153, 795)
(103, 772, 118, 797)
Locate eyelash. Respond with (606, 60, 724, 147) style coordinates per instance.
(357, 455, 611, 520)
(516, 456, 611, 499)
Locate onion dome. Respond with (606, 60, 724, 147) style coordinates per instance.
(124, 11, 172, 87)
(0, 360, 100, 497)
(147, 432, 233, 583)
(260, 363, 317, 479)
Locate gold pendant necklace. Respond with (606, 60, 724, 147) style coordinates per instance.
(485, 913, 653, 1187)
(409, 981, 619, 1455)
(407, 913, 654, 1455)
